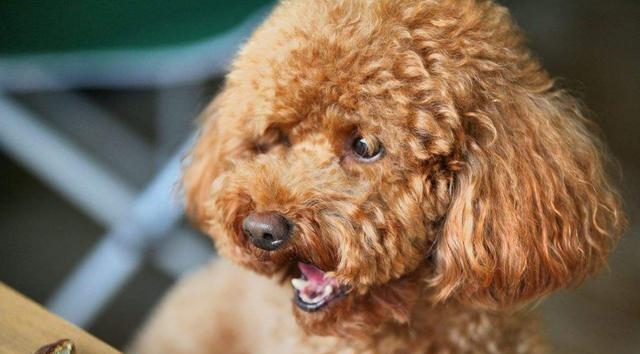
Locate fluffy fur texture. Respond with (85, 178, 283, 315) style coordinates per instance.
(133, 0, 624, 353)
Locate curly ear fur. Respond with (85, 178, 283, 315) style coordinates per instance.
(430, 89, 624, 308)
(182, 90, 253, 227)
(182, 99, 223, 226)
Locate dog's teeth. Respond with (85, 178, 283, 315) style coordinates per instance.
(322, 285, 333, 298)
(299, 292, 314, 303)
(291, 278, 307, 291)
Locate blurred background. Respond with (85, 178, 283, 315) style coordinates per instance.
(0, 1, 638, 353)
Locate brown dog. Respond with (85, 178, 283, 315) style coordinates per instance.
(132, 1, 624, 353)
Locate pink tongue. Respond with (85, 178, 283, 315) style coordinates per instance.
(298, 262, 327, 284)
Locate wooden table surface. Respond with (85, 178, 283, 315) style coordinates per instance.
(0, 283, 121, 354)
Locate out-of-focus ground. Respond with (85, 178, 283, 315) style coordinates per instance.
(0, 0, 638, 352)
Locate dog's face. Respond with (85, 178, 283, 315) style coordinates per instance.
(184, 0, 623, 337)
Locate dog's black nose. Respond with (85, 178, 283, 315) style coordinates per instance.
(242, 212, 292, 251)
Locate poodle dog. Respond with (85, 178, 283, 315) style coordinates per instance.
(132, 0, 624, 353)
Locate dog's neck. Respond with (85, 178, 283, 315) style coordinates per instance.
(330, 267, 545, 353)
(340, 296, 543, 353)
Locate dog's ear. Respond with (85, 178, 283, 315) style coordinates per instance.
(182, 90, 249, 228)
(429, 90, 624, 308)
(182, 97, 225, 227)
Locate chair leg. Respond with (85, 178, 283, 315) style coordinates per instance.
(22, 91, 156, 186)
(45, 138, 193, 327)
(46, 233, 144, 327)
(0, 94, 133, 226)
(0, 93, 198, 327)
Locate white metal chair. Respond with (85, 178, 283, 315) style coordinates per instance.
(0, 2, 273, 327)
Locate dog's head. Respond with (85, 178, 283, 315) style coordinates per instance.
(183, 0, 624, 337)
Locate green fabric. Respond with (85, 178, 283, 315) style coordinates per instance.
(0, 0, 272, 56)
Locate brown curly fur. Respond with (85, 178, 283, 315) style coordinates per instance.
(132, 0, 625, 353)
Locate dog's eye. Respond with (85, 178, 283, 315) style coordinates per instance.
(351, 136, 383, 162)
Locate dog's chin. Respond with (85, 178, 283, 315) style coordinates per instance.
(287, 263, 427, 338)
(275, 261, 376, 337)
(283, 262, 403, 338)
(290, 281, 401, 338)
(227, 255, 422, 338)
(230, 249, 352, 314)
(232, 240, 353, 315)
(224, 240, 422, 337)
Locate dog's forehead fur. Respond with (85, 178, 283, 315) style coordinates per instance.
(226, 0, 471, 167)
(223, 0, 536, 171)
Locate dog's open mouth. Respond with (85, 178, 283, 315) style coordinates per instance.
(291, 262, 345, 312)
